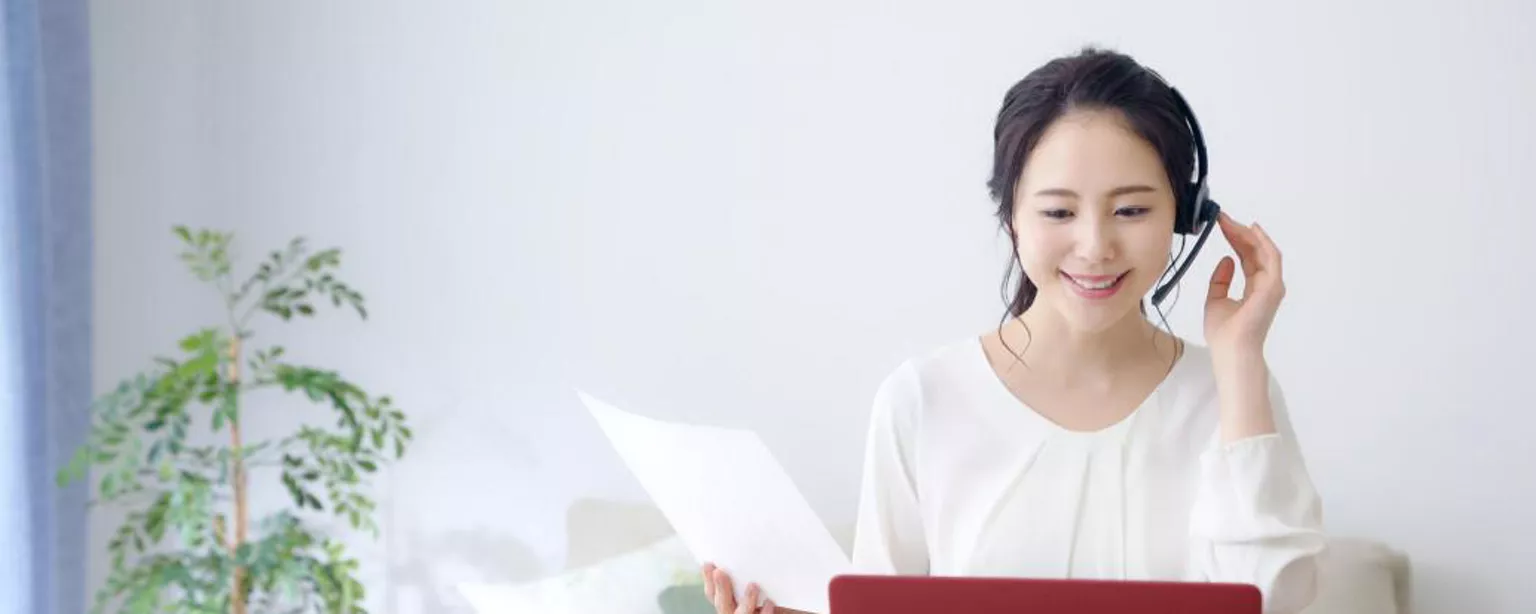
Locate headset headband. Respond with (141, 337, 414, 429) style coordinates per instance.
(1148, 76, 1221, 307)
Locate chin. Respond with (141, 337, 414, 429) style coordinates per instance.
(1054, 306, 1136, 334)
(1041, 280, 1150, 333)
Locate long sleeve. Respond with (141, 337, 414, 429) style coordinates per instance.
(1187, 375, 1327, 614)
(849, 360, 930, 576)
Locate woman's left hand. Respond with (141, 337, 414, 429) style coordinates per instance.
(1204, 212, 1285, 355)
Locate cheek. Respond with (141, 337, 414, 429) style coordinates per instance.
(1128, 227, 1176, 268)
(1014, 227, 1071, 277)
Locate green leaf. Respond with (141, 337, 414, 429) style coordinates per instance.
(145, 492, 171, 540)
(357, 460, 376, 473)
(173, 351, 218, 381)
(57, 446, 91, 486)
(239, 440, 270, 460)
(173, 226, 192, 243)
(222, 402, 239, 431)
(296, 304, 315, 316)
(281, 472, 305, 508)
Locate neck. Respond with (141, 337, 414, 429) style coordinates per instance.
(1005, 303, 1170, 378)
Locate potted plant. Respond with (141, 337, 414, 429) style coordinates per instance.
(58, 227, 414, 613)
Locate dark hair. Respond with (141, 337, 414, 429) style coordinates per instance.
(988, 46, 1196, 354)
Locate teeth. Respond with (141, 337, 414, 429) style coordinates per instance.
(1071, 275, 1119, 290)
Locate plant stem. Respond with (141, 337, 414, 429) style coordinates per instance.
(228, 334, 249, 614)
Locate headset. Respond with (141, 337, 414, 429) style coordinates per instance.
(1149, 79, 1221, 308)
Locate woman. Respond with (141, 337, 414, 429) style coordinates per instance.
(702, 46, 1326, 614)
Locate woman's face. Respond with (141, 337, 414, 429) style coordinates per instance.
(1012, 109, 1177, 333)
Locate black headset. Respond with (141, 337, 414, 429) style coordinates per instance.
(1149, 79, 1221, 308)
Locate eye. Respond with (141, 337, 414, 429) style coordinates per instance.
(1115, 206, 1152, 218)
(1040, 208, 1074, 220)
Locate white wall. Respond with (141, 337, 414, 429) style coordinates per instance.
(91, 0, 1535, 612)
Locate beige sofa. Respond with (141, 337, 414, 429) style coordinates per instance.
(458, 499, 1411, 614)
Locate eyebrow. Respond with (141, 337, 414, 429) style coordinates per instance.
(1032, 185, 1158, 198)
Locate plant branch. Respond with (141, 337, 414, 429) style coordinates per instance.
(236, 263, 309, 329)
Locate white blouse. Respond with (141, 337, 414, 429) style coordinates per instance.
(849, 336, 1327, 614)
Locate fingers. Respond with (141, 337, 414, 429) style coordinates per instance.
(1207, 255, 1236, 304)
(1214, 215, 1286, 311)
(737, 583, 761, 614)
(703, 563, 774, 614)
(1216, 212, 1262, 278)
(1252, 223, 1285, 283)
(712, 568, 737, 614)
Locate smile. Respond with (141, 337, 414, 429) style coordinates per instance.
(1060, 271, 1128, 299)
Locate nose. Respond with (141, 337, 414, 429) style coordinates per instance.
(1075, 217, 1116, 263)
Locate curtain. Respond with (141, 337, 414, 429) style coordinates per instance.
(1, 0, 92, 612)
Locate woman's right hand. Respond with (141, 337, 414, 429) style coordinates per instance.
(701, 562, 813, 614)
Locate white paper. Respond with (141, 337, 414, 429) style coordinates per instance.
(577, 390, 850, 614)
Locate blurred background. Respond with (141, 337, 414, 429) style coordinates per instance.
(6, 0, 1534, 613)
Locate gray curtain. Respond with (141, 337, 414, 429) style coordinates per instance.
(1, 0, 92, 612)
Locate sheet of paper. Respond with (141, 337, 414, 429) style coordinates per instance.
(578, 390, 850, 614)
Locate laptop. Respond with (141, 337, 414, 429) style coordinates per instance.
(828, 575, 1262, 613)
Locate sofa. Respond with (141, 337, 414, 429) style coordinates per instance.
(457, 499, 1411, 614)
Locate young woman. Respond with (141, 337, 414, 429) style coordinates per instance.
(702, 46, 1326, 614)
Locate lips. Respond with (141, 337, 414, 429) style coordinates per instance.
(1061, 271, 1128, 299)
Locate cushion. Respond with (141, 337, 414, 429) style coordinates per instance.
(1301, 538, 1412, 614)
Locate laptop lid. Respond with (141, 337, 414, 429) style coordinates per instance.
(828, 575, 1261, 614)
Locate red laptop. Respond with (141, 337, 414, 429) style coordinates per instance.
(828, 575, 1261, 613)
